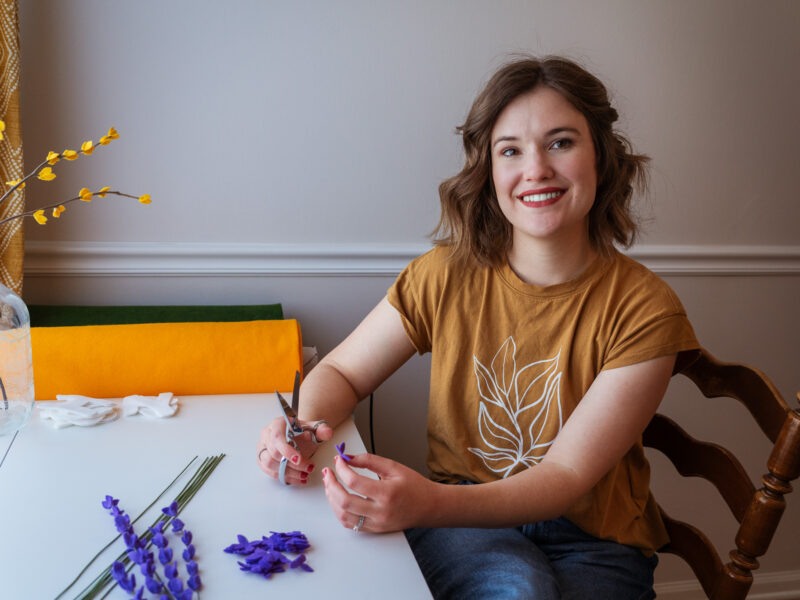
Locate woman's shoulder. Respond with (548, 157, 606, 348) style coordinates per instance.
(405, 245, 484, 277)
(605, 250, 686, 311)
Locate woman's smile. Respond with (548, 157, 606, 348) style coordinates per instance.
(518, 187, 566, 207)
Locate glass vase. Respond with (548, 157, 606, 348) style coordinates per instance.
(0, 282, 34, 436)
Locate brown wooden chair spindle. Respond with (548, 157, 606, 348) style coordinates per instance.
(643, 348, 800, 599)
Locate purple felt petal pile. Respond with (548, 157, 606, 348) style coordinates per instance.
(223, 531, 313, 579)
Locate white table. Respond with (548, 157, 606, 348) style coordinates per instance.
(0, 394, 431, 599)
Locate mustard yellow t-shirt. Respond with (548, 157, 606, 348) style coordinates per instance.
(387, 246, 699, 553)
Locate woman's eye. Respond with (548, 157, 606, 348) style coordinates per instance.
(500, 147, 517, 157)
(550, 138, 573, 150)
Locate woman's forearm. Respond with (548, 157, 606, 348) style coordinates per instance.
(424, 461, 585, 529)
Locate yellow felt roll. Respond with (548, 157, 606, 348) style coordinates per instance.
(31, 320, 303, 400)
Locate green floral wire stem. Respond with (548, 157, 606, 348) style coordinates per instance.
(53, 456, 200, 600)
(81, 454, 225, 600)
(61, 453, 225, 600)
(87, 454, 225, 600)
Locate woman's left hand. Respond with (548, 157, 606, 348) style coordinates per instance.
(322, 453, 437, 533)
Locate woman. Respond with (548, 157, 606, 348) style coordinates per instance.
(258, 55, 699, 599)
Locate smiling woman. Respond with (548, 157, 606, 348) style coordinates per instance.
(256, 54, 700, 600)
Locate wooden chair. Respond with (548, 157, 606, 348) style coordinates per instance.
(643, 348, 800, 599)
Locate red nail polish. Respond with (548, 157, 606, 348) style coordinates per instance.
(291, 455, 300, 464)
(307, 464, 315, 473)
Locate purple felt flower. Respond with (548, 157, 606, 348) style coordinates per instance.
(110, 561, 137, 593)
(145, 576, 163, 594)
(114, 513, 132, 534)
(182, 545, 195, 561)
(335, 442, 353, 462)
(187, 574, 202, 591)
(162, 501, 179, 517)
(290, 554, 314, 572)
(186, 560, 199, 575)
(150, 521, 165, 534)
(102, 495, 119, 511)
(126, 547, 148, 566)
(158, 547, 174, 565)
(181, 530, 193, 545)
(167, 576, 184, 594)
(164, 562, 178, 579)
(123, 532, 139, 549)
(140, 559, 155, 577)
(171, 518, 185, 533)
(151, 531, 167, 549)
(223, 534, 254, 555)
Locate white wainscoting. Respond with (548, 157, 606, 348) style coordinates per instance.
(23, 241, 800, 277)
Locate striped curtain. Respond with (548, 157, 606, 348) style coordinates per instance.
(0, 0, 23, 294)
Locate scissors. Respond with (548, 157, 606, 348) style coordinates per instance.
(275, 370, 327, 485)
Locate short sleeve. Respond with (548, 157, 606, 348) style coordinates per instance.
(602, 282, 699, 372)
(387, 251, 437, 355)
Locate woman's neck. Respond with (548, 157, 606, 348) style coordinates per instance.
(506, 232, 597, 287)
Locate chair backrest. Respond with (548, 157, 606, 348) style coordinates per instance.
(643, 348, 800, 600)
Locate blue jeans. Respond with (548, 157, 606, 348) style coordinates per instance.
(404, 516, 657, 600)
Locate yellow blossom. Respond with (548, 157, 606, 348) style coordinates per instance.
(33, 210, 47, 225)
(46, 151, 61, 165)
(53, 205, 66, 218)
(138, 194, 152, 205)
(6, 179, 25, 189)
(81, 140, 94, 155)
(63, 149, 79, 160)
(99, 128, 120, 145)
(97, 186, 110, 197)
(0, 120, 5, 140)
(79, 187, 93, 202)
(37, 167, 56, 181)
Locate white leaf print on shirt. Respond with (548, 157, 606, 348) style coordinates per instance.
(468, 337, 563, 478)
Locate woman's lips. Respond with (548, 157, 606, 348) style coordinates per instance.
(518, 188, 565, 207)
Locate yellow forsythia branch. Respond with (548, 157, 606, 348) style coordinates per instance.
(0, 125, 151, 226)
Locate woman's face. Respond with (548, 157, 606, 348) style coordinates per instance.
(490, 86, 597, 252)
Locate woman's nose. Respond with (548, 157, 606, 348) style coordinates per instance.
(524, 150, 554, 180)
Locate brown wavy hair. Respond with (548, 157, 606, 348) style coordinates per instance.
(432, 55, 648, 267)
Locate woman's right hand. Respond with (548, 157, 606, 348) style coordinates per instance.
(257, 416, 334, 485)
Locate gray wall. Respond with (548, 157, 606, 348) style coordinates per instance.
(19, 1, 800, 596)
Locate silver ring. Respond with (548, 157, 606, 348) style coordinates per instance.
(278, 456, 289, 486)
(258, 447, 270, 463)
(310, 420, 329, 444)
(353, 514, 365, 533)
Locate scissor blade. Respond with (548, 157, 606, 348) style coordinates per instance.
(291, 370, 301, 414)
(276, 390, 303, 438)
(276, 391, 296, 423)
